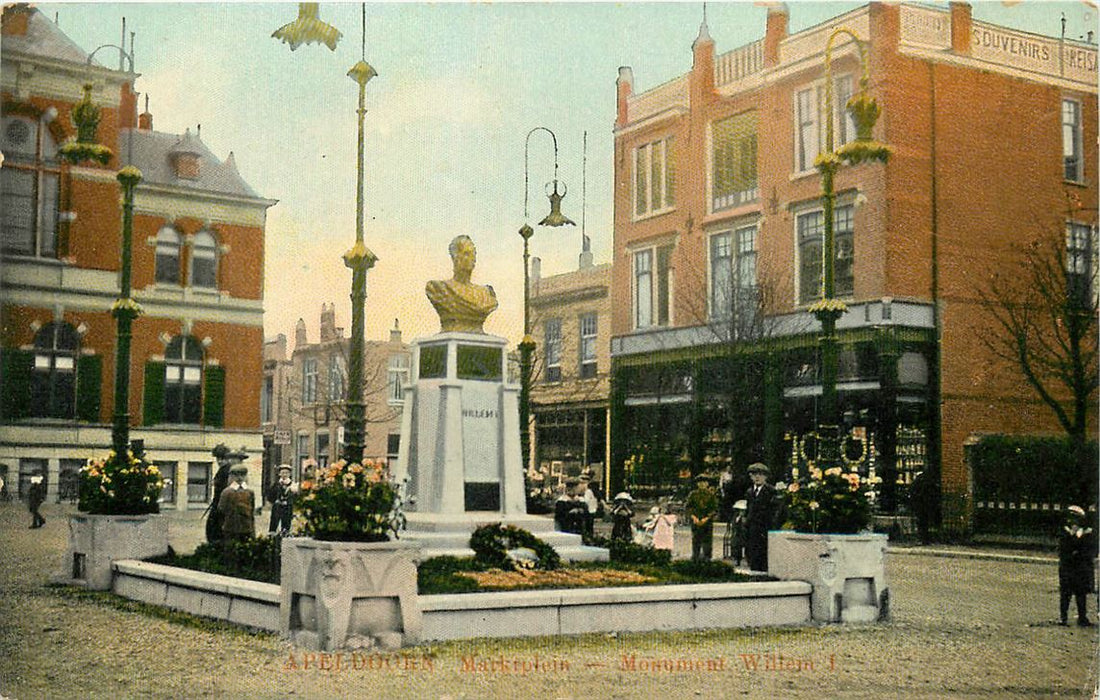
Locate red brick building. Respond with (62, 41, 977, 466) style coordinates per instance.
(609, 2, 1097, 527)
(0, 6, 275, 508)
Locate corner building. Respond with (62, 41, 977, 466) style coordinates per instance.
(609, 2, 1097, 527)
(0, 6, 275, 507)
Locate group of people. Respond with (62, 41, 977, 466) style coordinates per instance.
(553, 475, 602, 537)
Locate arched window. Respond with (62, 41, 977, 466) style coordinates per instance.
(164, 335, 203, 423)
(155, 226, 182, 284)
(31, 322, 79, 418)
(1, 114, 60, 257)
(190, 229, 217, 288)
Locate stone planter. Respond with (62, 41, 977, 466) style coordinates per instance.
(280, 537, 422, 651)
(768, 531, 888, 623)
(55, 513, 169, 590)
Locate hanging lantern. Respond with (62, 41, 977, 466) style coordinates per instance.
(272, 3, 342, 51)
(539, 180, 575, 227)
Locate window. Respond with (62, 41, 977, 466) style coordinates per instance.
(328, 355, 345, 403)
(296, 434, 310, 470)
(261, 375, 274, 423)
(302, 358, 318, 404)
(712, 112, 758, 211)
(155, 226, 182, 284)
(387, 433, 401, 467)
(190, 229, 217, 288)
(316, 433, 330, 468)
(164, 335, 203, 424)
(797, 205, 854, 304)
(710, 226, 758, 328)
(1063, 98, 1083, 182)
(156, 461, 177, 505)
(387, 354, 409, 404)
(633, 244, 673, 328)
(1, 115, 59, 257)
(187, 462, 211, 503)
(634, 136, 675, 217)
(31, 321, 79, 419)
(579, 313, 597, 379)
(794, 75, 856, 172)
(1067, 221, 1098, 305)
(544, 319, 562, 382)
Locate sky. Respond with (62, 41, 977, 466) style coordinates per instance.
(39, 0, 1098, 347)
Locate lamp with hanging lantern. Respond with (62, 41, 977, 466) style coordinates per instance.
(518, 127, 574, 477)
(808, 28, 890, 471)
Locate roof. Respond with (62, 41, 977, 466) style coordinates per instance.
(2, 6, 103, 67)
(124, 128, 267, 201)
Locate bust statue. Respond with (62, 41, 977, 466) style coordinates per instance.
(426, 235, 498, 333)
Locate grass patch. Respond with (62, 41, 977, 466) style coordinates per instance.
(148, 537, 281, 584)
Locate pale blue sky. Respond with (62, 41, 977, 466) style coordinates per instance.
(42, 1, 1097, 345)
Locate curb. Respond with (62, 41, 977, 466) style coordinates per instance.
(887, 547, 1057, 565)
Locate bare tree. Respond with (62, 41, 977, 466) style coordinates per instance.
(977, 197, 1098, 499)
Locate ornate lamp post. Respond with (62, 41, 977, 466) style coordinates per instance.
(808, 29, 889, 469)
(272, 4, 377, 464)
(61, 47, 140, 460)
(518, 127, 575, 473)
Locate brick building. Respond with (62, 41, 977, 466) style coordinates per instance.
(609, 2, 1097, 526)
(528, 246, 612, 492)
(262, 305, 409, 484)
(0, 6, 275, 507)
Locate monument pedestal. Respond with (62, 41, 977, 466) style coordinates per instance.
(394, 332, 606, 562)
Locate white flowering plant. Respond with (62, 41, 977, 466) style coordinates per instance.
(295, 459, 404, 542)
(79, 451, 163, 515)
(779, 466, 881, 534)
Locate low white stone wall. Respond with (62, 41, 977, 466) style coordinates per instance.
(418, 581, 812, 641)
(112, 560, 281, 632)
(111, 561, 812, 642)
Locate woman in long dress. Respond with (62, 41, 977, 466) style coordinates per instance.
(652, 505, 678, 552)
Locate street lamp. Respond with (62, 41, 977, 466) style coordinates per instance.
(60, 45, 140, 460)
(518, 127, 575, 475)
(273, 4, 377, 464)
(809, 29, 889, 469)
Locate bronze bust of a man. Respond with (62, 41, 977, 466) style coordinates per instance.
(426, 235, 498, 333)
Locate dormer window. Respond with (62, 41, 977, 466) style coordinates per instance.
(174, 153, 200, 180)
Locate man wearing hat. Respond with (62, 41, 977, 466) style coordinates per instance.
(686, 473, 719, 561)
(744, 463, 778, 572)
(217, 462, 255, 564)
(267, 465, 296, 536)
(1058, 505, 1096, 627)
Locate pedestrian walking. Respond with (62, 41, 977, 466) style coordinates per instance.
(652, 503, 678, 553)
(1058, 505, 1097, 627)
(744, 462, 778, 572)
(610, 492, 635, 542)
(686, 473, 718, 561)
(27, 473, 46, 528)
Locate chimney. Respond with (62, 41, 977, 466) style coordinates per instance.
(389, 319, 402, 344)
(616, 66, 633, 128)
(1, 5, 32, 37)
(579, 233, 593, 269)
(138, 94, 152, 131)
(319, 303, 337, 342)
(531, 256, 541, 283)
(764, 3, 789, 68)
(119, 82, 137, 129)
(295, 318, 308, 349)
(169, 128, 202, 180)
(950, 2, 972, 54)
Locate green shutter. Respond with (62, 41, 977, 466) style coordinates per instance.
(1, 349, 33, 420)
(76, 354, 102, 422)
(203, 364, 225, 428)
(143, 360, 165, 425)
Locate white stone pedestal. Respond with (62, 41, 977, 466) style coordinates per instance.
(393, 332, 606, 562)
(55, 513, 169, 590)
(768, 531, 889, 623)
(280, 538, 422, 651)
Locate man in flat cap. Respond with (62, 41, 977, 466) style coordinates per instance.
(267, 465, 296, 536)
(1058, 505, 1097, 627)
(686, 473, 719, 561)
(744, 463, 778, 572)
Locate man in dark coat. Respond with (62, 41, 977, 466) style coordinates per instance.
(743, 462, 778, 572)
(205, 444, 234, 543)
(267, 465, 296, 536)
(686, 474, 719, 561)
(1058, 505, 1097, 627)
(27, 473, 46, 528)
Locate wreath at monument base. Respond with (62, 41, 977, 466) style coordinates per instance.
(469, 523, 561, 571)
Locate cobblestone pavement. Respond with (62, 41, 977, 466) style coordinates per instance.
(1, 502, 1097, 700)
